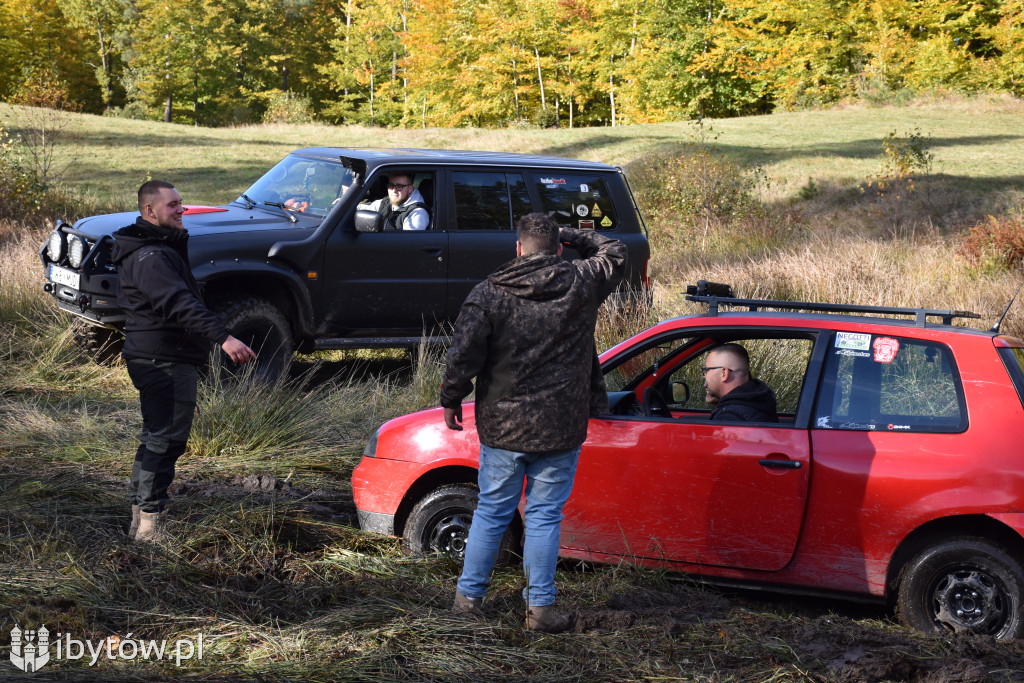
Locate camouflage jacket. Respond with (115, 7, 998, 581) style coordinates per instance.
(440, 227, 627, 452)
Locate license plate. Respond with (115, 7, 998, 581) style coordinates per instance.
(49, 264, 80, 289)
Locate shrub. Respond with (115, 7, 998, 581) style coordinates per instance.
(260, 91, 316, 124)
(0, 126, 37, 222)
(959, 214, 1024, 272)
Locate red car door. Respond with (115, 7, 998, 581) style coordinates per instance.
(561, 417, 811, 571)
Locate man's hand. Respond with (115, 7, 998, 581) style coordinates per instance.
(444, 405, 463, 431)
(221, 335, 257, 364)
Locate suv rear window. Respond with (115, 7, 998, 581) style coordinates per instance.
(814, 333, 966, 433)
(453, 171, 531, 231)
(532, 174, 617, 231)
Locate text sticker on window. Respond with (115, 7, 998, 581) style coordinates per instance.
(873, 337, 900, 363)
(836, 331, 871, 350)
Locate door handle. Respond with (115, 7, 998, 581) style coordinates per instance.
(420, 245, 443, 255)
(758, 458, 802, 469)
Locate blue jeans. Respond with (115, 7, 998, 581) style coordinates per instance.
(457, 444, 581, 607)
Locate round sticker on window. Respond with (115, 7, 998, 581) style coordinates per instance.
(575, 204, 589, 217)
(873, 337, 900, 363)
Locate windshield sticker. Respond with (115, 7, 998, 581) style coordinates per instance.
(835, 332, 871, 350)
(887, 423, 911, 431)
(578, 219, 595, 230)
(580, 184, 589, 193)
(592, 204, 603, 218)
(873, 336, 900, 363)
(576, 204, 589, 217)
(839, 422, 877, 430)
(836, 349, 871, 358)
(816, 416, 831, 429)
(540, 177, 566, 185)
(600, 215, 613, 227)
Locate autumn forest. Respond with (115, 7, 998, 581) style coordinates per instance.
(2, 0, 1023, 128)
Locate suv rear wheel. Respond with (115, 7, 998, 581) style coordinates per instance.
(896, 537, 1024, 639)
(214, 298, 293, 383)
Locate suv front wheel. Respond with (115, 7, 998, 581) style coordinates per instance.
(214, 298, 293, 383)
(897, 537, 1024, 639)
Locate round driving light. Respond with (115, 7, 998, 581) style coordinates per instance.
(68, 236, 86, 268)
(46, 230, 65, 262)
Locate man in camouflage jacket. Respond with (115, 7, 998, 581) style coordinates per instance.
(440, 212, 626, 632)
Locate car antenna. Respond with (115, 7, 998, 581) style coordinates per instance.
(991, 279, 1024, 333)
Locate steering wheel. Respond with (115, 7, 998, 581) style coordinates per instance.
(642, 387, 672, 418)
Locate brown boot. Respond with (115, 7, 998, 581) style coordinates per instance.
(134, 510, 170, 543)
(452, 591, 483, 616)
(526, 605, 573, 633)
(128, 505, 141, 540)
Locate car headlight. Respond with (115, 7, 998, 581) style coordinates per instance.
(363, 428, 380, 458)
(46, 230, 65, 262)
(67, 236, 87, 268)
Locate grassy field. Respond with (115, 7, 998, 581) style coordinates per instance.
(2, 93, 1022, 210)
(3, 96, 1024, 680)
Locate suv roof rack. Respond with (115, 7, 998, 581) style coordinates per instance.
(685, 280, 981, 328)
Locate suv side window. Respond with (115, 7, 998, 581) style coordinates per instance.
(357, 171, 436, 230)
(814, 333, 966, 432)
(453, 171, 531, 231)
(532, 174, 617, 231)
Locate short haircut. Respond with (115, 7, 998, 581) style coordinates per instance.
(709, 342, 750, 373)
(138, 180, 176, 213)
(387, 171, 413, 183)
(516, 212, 560, 254)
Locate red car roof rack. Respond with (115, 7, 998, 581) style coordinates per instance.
(685, 280, 981, 328)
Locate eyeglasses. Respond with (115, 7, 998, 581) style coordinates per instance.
(387, 183, 411, 190)
(701, 366, 744, 375)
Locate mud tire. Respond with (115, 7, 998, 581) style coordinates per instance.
(896, 537, 1024, 640)
(213, 298, 293, 383)
(403, 484, 517, 565)
(70, 318, 124, 365)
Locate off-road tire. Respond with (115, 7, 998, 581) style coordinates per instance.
(403, 484, 518, 565)
(212, 298, 293, 383)
(71, 318, 124, 365)
(896, 537, 1024, 640)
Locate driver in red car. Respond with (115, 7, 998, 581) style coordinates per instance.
(703, 343, 778, 422)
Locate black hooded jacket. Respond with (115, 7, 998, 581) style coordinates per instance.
(440, 228, 627, 452)
(710, 378, 779, 423)
(111, 217, 229, 364)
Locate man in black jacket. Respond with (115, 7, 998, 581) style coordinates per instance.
(441, 213, 626, 632)
(704, 343, 778, 422)
(112, 180, 256, 543)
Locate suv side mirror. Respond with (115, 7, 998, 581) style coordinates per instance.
(670, 380, 690, 404)
(354, 208, 383, 233)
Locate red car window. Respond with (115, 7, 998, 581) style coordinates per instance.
(814, 333, 966, 433)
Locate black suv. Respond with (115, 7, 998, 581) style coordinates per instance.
(40, 148, 651, 380)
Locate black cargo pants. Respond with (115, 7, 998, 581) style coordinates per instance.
(125, 358, 199, 513)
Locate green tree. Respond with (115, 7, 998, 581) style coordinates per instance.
(55, 0, 131, 111)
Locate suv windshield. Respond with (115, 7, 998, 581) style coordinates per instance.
(240, 155, 354, 218)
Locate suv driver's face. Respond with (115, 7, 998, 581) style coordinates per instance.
(387, 175, 414, 206)
(146, 187, 185, 230)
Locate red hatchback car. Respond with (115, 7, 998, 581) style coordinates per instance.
(352, 282, 1024, 639)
